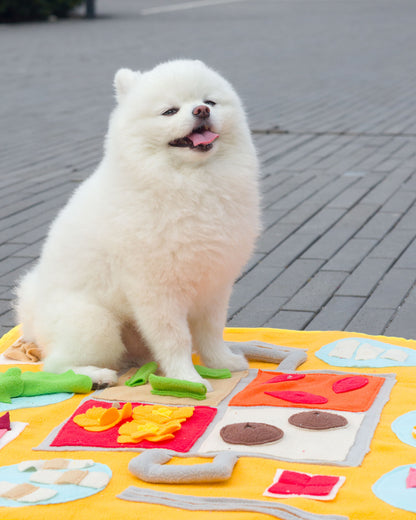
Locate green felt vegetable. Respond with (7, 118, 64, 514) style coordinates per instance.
(0, 368, 92, 403)
(125, 362, 158, 387)
(194, 365, 232, 379)
(149, 374, 207, 400)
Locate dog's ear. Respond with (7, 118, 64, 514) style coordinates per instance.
(114, 68, 140, 103)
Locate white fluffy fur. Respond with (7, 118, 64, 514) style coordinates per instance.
(14, 59, 260, 387)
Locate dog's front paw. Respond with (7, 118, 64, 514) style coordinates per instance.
(72, 366, 119, 387)
(203, 350, 249, 372)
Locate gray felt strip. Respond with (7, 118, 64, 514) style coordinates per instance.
(117, 487, 349, 520)
(228, 341, 307, 371)
(128, 449, 238, 483)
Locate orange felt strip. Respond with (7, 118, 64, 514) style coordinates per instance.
(229, 370, 385, 412)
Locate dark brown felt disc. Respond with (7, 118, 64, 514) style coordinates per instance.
(220, 422, 284, 445)
(288, 410, 348, 430)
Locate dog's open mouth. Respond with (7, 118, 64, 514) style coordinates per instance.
(169, 125, 219, 152)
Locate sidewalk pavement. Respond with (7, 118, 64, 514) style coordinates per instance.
(1, 0, 416, 339)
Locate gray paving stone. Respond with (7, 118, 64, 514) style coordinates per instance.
(385, 284, 416, 339)
(395, 238, 416, 269)
(264, 310, 315, 331)
(302, 204, 379, 260)
(228, 296, 287, 327)
(306, 296, 366, 331)
(354, 211, 402, 239)
(323, 238, 378, 272)
(228, 266, 283, 318)
(258, 259, 323, 300)
(369, 228, 415, 259)
(364, 268, 416, 310)
(283, 271, 348, 312)
(336, 257, 394, 297)
(346, 307, 396, 336)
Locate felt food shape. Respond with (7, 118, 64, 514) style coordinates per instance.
(125, 362, 158, 386)
(194, 365, 232, 379)
(266, 390, 328, 405)
(73, 403, 132, 431)
(288, 411, 348, 430)
(0, 482, 57, 503)
(230, 370, 385, 411)
(220, 422, 284, 445)
(118, 405, 195, 443)
(118, 419, 182, 443)
(263, 374, 305, 384)
(149, 374, 207, 400)
(264, 469, 345, 500)
(332, 376, 368, 393)
(132, 405, 194, 424)
(3, 338, 42, 363)
(0, 368, 92, 404)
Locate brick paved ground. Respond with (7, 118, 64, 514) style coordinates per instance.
(1, 0, 416, 339)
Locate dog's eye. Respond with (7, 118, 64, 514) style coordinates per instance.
(204, 100, 216, 106)
(162, 108, 179, 116)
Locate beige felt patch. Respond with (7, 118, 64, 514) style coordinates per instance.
(1, 483, 39, 500)
(43, 458, 70, 470)
(57, 470, 88, 485)
(4, 338, 42, 362)
(98, 369, 248, 406)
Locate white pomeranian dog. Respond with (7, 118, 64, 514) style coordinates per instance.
(15, 59, 260, 388)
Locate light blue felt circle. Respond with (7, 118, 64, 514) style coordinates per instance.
(0, 462, 112, 507)
(391, 411, 416, 448)
(372, 464, 416, 513)
(0, 393, 74, 413)
(315, 337, 416, 368)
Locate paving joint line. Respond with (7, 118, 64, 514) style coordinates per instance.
(252, 129, 416, 138)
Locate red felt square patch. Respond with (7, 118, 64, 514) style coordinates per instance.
(50, 399, 217, 452)
(267, 470, 342, 498)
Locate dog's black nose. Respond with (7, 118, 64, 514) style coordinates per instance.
(192, 105, 210, 119)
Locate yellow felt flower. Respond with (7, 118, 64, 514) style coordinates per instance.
(73, 402, 132, 432)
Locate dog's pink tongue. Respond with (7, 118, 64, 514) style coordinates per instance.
(188, 130, 219, 146)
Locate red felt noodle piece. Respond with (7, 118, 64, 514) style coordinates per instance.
(332, 376, 369, 394)
(305, 484, 337, 496)
(265, 390, 328, 404)
(269, 481, 304, 495)
(306, 475, 340, 496)
(263, 374, 306, 384)
(280, 470, 311, 486)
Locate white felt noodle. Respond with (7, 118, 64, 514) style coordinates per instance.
(329, 339, 360, 359)
(355, 343, 384, 360)
(79, 471, 110, 489)
(0, 481, 15, 495)
(68, 459, 95, 470)
(18, 460, 44, 472)
(380, 349, 408, 362)
(30, 469, 59, 484)
(18, 487, 57, 502)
